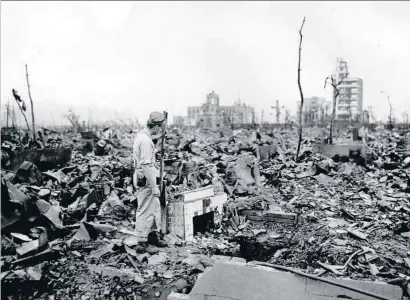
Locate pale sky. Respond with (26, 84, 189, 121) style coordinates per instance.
(1, 1, 410, 127)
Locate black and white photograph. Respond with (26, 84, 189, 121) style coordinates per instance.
(1, 1, 410, 299)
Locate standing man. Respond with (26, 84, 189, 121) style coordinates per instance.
(133, 112, 167, 247)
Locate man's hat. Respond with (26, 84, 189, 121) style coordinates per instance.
(147, 111, 165, 126)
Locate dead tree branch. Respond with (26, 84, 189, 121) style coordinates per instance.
(295, 16, 306, 162)
(12, 89, 31, 132)
(64, 109, 81, 133)
(324, 73, 348, 144)
(381, 91, 393, 130)
(25, 65, 36, 139)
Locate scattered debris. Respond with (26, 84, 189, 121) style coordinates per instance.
(1, 126, 409, 299)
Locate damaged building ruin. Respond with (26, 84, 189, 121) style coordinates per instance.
(173, 91, 255, 128)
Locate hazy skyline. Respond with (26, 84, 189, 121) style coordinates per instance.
(1, 1, 410, 127)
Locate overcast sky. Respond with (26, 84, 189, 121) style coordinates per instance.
(1, 1, 410, 126)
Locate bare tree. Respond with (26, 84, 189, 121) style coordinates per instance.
(367, 105, 376, 124)
(320, 106, 325, 127)
(324, 73, 348, 144)
(381, 91, 393, 130)
(25, 65, 36, 139)
(64, 109, 81, 134)
(12, 89, 31, 132)
(284, 109, 291, 129)
(387, 96, 393, 130)
(402, 111, 409, 125)
(295, 16, 306, 162)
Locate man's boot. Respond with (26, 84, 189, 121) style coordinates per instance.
(147, 231, 167, 248)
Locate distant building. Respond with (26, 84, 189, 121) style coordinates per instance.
(173, 91, 255, 128)
(173, 116, 188, 127)
(333, 58, 364, 121)
(297, 97, 332, 126)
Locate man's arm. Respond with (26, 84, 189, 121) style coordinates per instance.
(140, 139, 160, 196)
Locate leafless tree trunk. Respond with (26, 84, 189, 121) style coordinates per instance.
(6, 100, 10, 128)
(387, 96, 393, 130)
(324, 74, 348, 144)
(284, 109, 290, 129)
(295, 16, 306, 162)
(25, 65, 36, 139)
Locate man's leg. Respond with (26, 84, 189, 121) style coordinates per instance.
(147, 195, 168, 247)
(152, 194, 161, 233)
(135, 187, 155, 243)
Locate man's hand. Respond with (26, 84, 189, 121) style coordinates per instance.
(152, 186, 161, 197)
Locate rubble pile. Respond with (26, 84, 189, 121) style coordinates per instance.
(220, 129, 410, 287)
(1, 126, 410, 299)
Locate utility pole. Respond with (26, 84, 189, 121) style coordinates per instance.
(25, 64, 36, 139)
(12, 103, 16, 128)
(261, 109, 264, 124)
(271, 100, 285, 125)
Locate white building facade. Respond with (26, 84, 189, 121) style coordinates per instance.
(333, 58, 364, 121)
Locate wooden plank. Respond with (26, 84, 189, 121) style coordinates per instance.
(239, 210, 263, 217)
(246, 215, 264, 221)
(263, 212, 297, 220)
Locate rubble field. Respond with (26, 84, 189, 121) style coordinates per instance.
(1, 126, 410, 300)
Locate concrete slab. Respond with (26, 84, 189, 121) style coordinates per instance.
(188, 262, 402, 300)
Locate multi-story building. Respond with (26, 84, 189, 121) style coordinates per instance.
(333, 58, 364, 121)
(173, 91, 255, 128)
(296, 97, 332, 126)
(173, 116, 188, 127)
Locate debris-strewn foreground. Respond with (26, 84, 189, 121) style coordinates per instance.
(1, 127, 410, 300)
